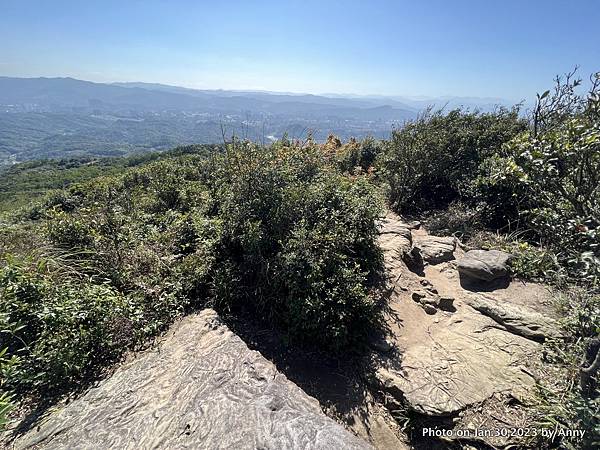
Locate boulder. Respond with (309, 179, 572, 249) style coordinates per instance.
(457, 249, 512, 281)
(414, 236, 456, 264)
(379, 222, 412, 255)
(13, 309, 371, 450)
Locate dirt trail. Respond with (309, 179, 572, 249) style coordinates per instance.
(371, 212, 557, 448)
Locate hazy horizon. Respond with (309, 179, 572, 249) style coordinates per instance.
(2, 1, 599, 101)
(1, 75, 516, 104)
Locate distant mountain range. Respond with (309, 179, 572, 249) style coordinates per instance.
(0, 77, 418, 120)
(0, 76, 516, 165)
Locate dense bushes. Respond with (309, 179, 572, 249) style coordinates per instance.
(534, 289, 600, 449)
(378, 73, 599, 283)
(0, 265, 145, 393)
(378, 107, 527, 225)
(502, 78, 600, 281)
(207, 142, 382, 346)
(0, 139, 383, 411)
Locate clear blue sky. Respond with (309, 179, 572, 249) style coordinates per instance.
(1, 0, 598, 101)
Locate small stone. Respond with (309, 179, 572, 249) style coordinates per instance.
(411, 290, 427, 302)
(421, 296, 440, 307)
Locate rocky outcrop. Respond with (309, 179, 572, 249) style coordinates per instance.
(414, 236, 456, 264)
(373, 310, 539, 416)
(457, 249, 512, 281)
(13, 309, 371, 450)
(378, 218, 412, 256)
(374, 215, 555, 422)
(464, 293, 558, 342)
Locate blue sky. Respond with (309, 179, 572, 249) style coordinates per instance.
(1, 0, 598, 101)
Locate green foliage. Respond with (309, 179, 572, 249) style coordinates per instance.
(0, 263, 149, 394)
(534, 289, 600, 449)
(334, 137, 381, 174)
(0, 139, 383, 407)
(0, 390, 12, 431)
(206, 141, 384, 348)
(0, 145, 216, 213)
(502, 74, 600, 281)
(378, 107, 527, 221)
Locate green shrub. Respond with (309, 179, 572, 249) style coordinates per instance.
(0, 390, 12, 431)
(503, 74, 600, 281)
(378, 108, 526, 220)
(335, 137, 381, 174)
(208, 141, 384, 349)
(0, 139, 384, 408)
(534, 289, 600, 449)
(0, 263, 145, 394)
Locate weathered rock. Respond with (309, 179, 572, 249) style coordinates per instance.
(420, 279, 433, 288)
(419, 279, 438, 294)
(412, 290, 439, 307)
(414, 236, 456, 264)
(375, 212, 555, 428)
(13, 309, 371, 450)
(457, 250, 512, 281)
(464, 294, 558, 342)
(379, 222, 412, 256)
(374, 311, 539, 416)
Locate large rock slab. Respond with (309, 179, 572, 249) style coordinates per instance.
(414, 236, 456, 264)
(372, 224, 552, 417)
(457, 249, 512, 281)
(13, 309, 370, 450)
(374, 310, 538, 416)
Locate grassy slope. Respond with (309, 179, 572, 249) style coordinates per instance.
(0, 145, 217, 212)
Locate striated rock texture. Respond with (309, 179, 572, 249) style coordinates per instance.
(374, 214, 556, 420)
(464, 293, 558, 342)
(13, 309, 371, 450)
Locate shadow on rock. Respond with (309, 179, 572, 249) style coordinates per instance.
(459, 274, 510, 292)
(403, 247, 425, 277)
(224, 312, 374, 419)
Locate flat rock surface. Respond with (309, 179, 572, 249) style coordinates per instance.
(12, 309, 371, 450)
(375, 215, 556, 417)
